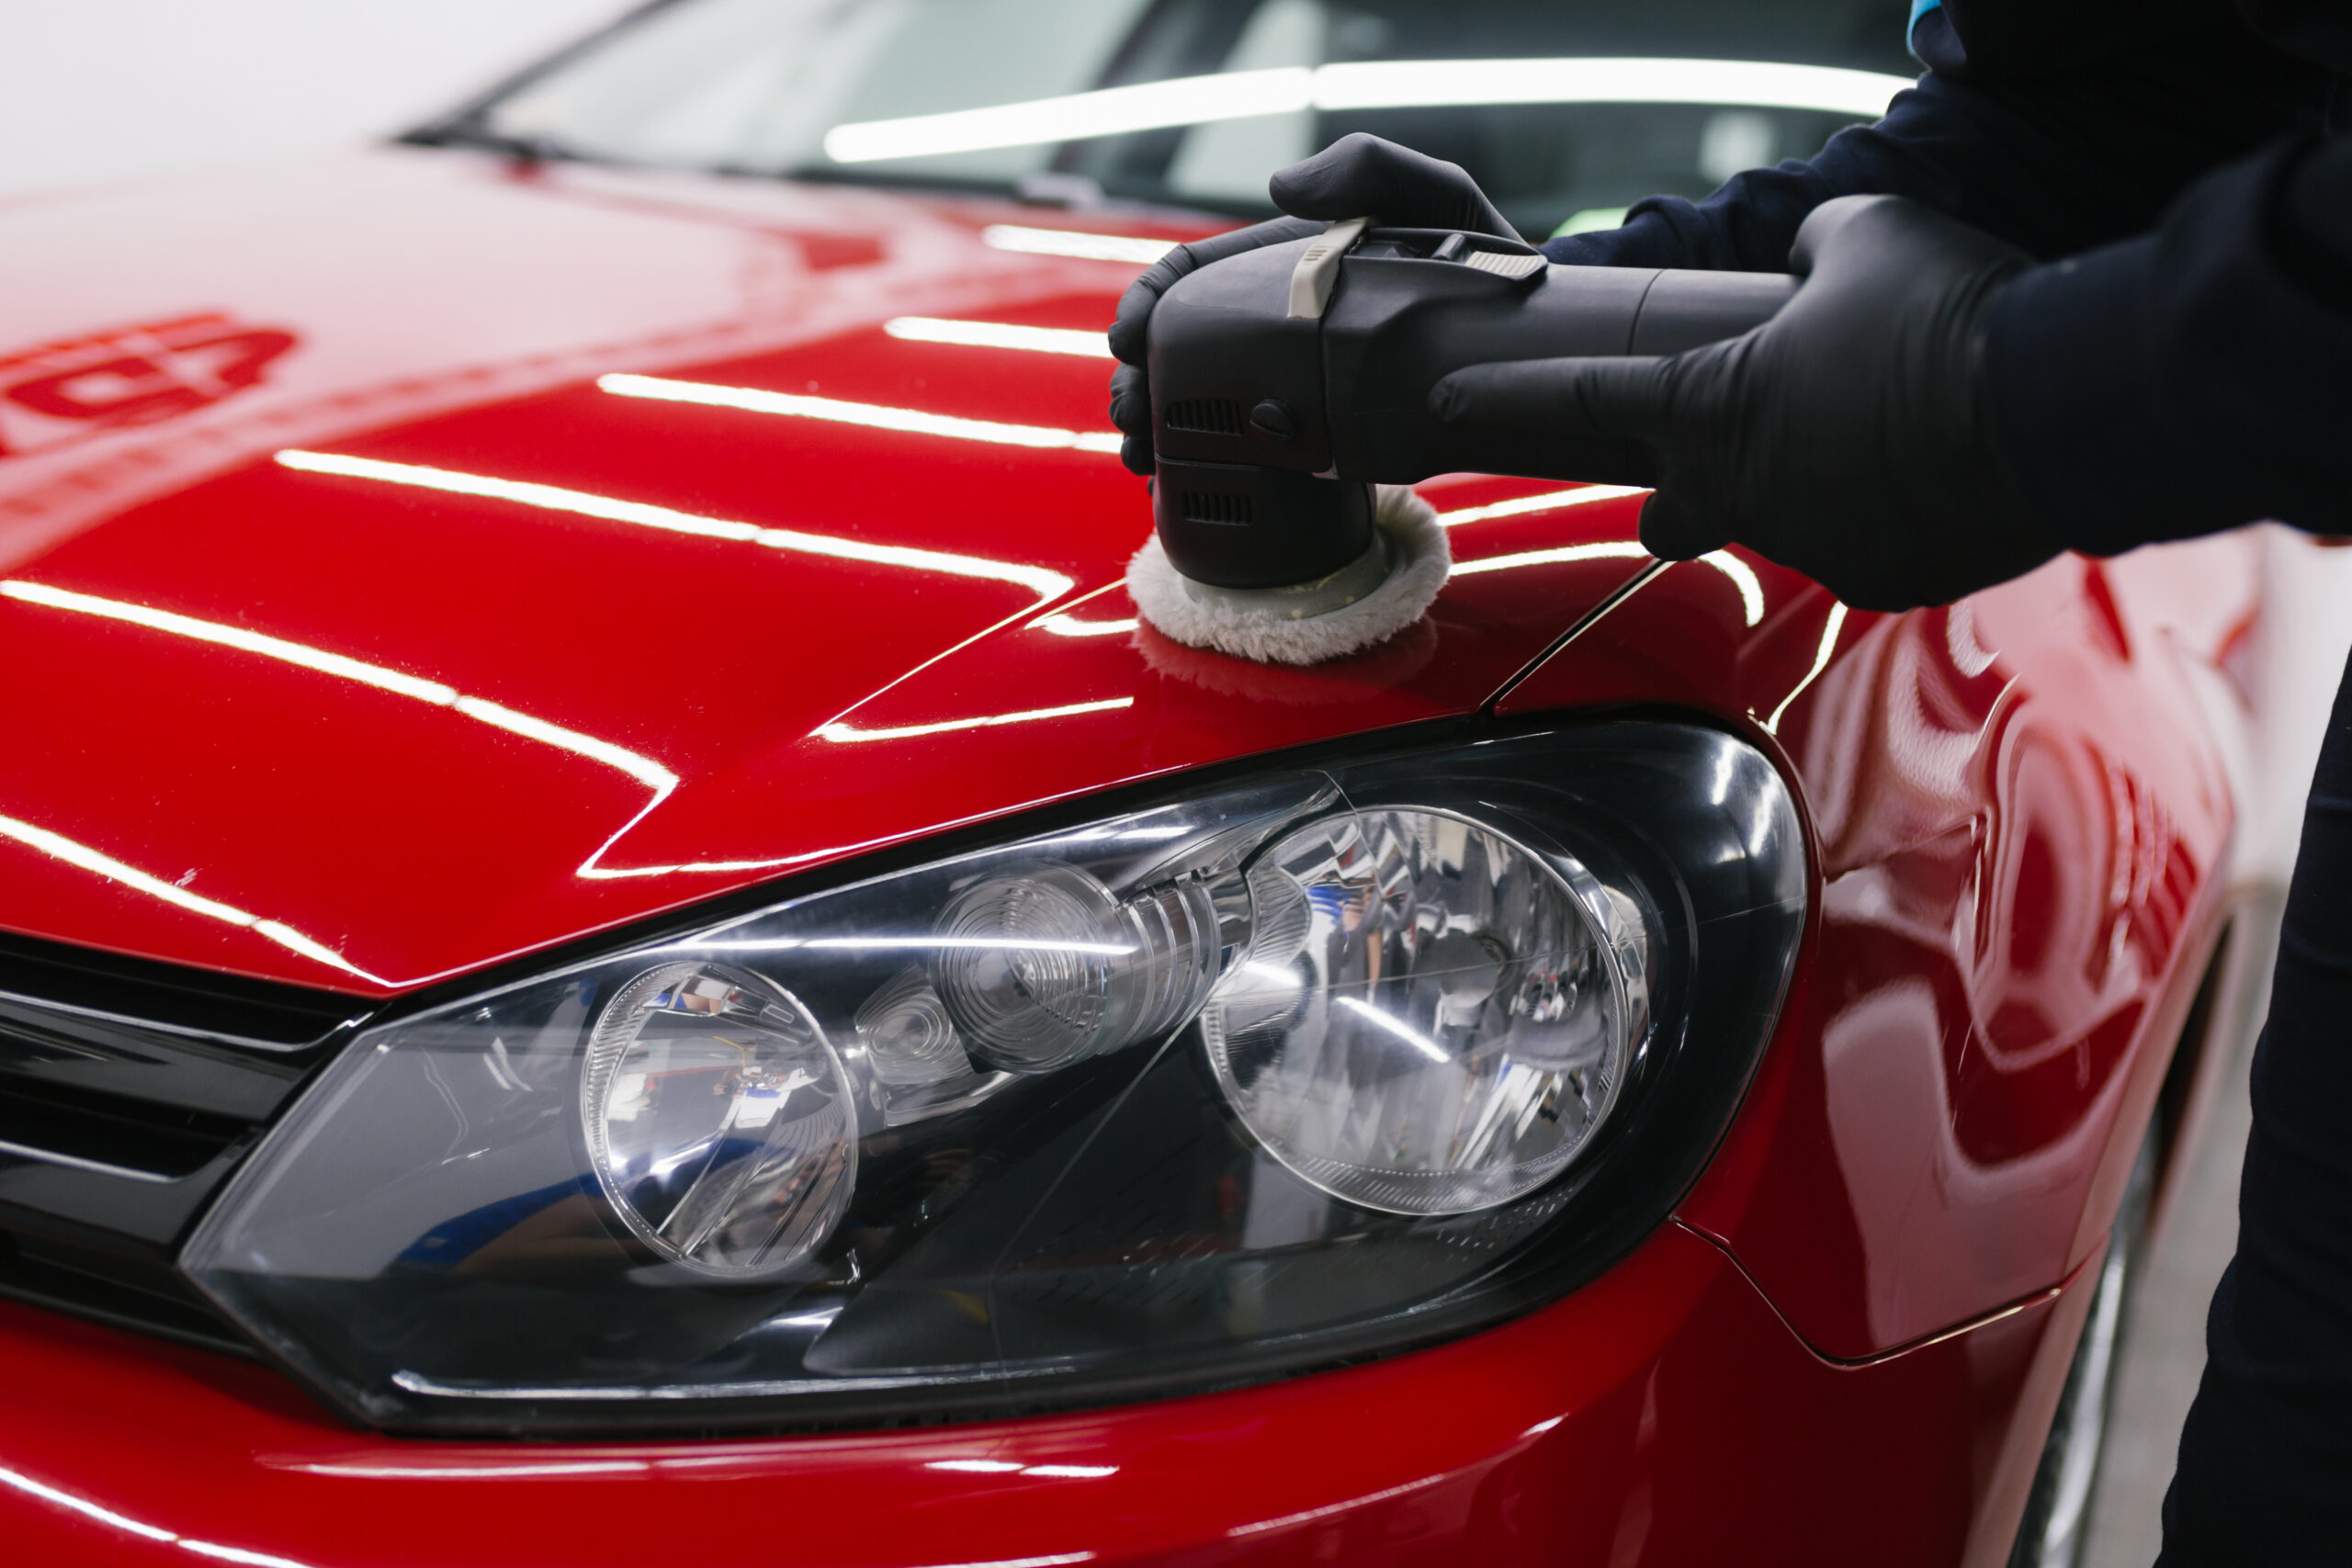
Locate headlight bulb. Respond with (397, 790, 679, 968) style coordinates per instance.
(1205, 807, 1647, 1215)
(928, 863, 1225, 1073)
(579, 963, 855, 1278)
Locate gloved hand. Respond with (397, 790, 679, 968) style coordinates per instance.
(1428, 195, 2060, 612)
(1108, 133, 1519, 476)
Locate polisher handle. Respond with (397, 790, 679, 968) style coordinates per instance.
(1319, 239, 1798, 486)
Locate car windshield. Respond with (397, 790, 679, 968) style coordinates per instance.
(441, 0, 1917, 238)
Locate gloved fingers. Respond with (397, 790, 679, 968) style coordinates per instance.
(1110, 365, 1154, 476)
(1636, 487, 1734, 562)
(1106, 216, 1322, 362)
(1108, 362, 1149, 442)
(1427, 355, 1678, 444)
(1182, 213, 1324, 266)
(1108, 272, 1172, 365)
(1270, 132, 1521, 241)
(1120, 433, 1154, 479)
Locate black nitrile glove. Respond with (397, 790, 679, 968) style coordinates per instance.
(1109, 133, 1520, 476)
(1428, 195, 2059, 612)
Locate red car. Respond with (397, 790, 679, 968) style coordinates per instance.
(0, 4, 2272, 1564)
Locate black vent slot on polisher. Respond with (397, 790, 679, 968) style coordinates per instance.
(1182, 491, 1252, 525)
(1166, 399, 1247, 435)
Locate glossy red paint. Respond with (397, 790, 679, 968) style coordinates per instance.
(0, 141, 2267, 1568)
(1502, 536, 2256, 1358)
(0, 149, 1646, 995)
(0, 1224, 2095, 1568)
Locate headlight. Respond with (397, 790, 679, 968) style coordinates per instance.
(185, 724, 1803, 1433)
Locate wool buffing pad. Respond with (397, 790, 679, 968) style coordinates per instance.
(1126, 486, 1448, 666)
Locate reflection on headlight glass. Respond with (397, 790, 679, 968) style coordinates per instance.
(1207, 808, 1644, 1216)
(184, 728, 1804, 1434)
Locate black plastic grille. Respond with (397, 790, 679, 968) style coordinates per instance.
(1182, 491, 1252, 525)
(0, 929, 373, 1350)
(0, 1230, 249, 1355)
(0, 928, 366, 1046)
(1165, 398, 1246, 436)
(0, 1075, 252, 1181)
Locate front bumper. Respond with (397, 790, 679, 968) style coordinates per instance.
(0, 1222, 2086, 1567)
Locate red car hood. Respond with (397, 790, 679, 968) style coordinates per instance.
(0, 149, 1658, 997)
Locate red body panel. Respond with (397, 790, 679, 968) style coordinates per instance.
(0, 1226, 2095, 1568)
(0, 150, 1645, 995)
(1504, 542, 2255, 1357)
(0, 147, 2263, 1565)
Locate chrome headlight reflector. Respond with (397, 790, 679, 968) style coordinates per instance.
(185, 725, 1803, 1433)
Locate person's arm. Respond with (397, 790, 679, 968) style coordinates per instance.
(1988, 130, 2352, 550)
(1427, 130, 2352, 610)
(1545, 1, 2325, 272)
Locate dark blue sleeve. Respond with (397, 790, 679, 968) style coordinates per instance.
(1986, 131, 2352, 547)
(1542, 4, 2325, 271)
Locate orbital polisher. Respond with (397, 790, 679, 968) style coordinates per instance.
(1126, 220, 1796, 664)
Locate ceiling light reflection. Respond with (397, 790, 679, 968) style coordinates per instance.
(1763, 600, 1849, 734)
(1429, 506, 1764, 625)
(1448, 541, 1650, 578)
(0, 1461, 178, 1542)
(885, 318, 1112, 359)
(1336, 996, 1451, 1065)
(0, 808, 388, 987)
(295, 1461, 651, 1480)
(828, 59, 1909, 164)
(2, 576, 684, 912)
(1697, 550, 1766, 626)
(599, 373, 1123, 460)
(0, 1461, 319, 1567)
(1, 581, 458, 703)
(178, 1542, 316, 1568)
(683, 936, 1136, 956)
(979, 225, 1175, 265)
(816, 696, 1132, 744)
(1031, 612, 1139, 637)
(828, 67, 1314, 163)
(1315, 57, 1908, 115)
(1433, 486, 1647, 528)
(277, 448, 1074, 604)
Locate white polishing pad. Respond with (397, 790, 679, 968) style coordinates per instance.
(1126, 486, 1449, 666)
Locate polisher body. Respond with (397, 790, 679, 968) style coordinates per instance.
(1148, 227, 1794, 589)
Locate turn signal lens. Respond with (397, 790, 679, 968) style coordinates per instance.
(580, 963, 856, 1278)
(1206, 808, 1646, 1215)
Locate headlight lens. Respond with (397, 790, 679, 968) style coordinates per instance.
(185, 725, 1803, 1433)
(1209, 809, 1645, 1216)
(579, 964, 855, 1279)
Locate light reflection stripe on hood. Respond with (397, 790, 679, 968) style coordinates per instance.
(275, 449, 1073, 603)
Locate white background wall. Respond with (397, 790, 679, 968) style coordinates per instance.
(0, 0, 635, 198)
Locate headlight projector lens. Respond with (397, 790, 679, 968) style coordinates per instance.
(580, 963, 855, 1278)
(1206, 808, 1647, 1215)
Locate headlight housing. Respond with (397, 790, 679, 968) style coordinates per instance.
(186, 724, 1804, 1433)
